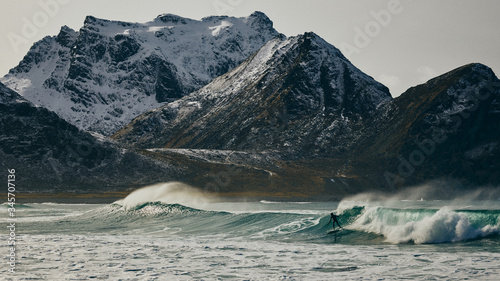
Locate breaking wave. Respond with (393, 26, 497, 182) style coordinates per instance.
(27, 182, 500, 245)
(114, 182, 212, 211)
(346, 206, 500, 244)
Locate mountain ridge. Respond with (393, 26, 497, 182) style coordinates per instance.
(0, 81, 182, 192)
(112, 31, 392, 158)
(352, 62, 500, 189)
(1, 11, 279, 135)
(1, 11, 499, 197)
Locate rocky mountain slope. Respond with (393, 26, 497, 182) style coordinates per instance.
(0, 81, 314, 197)
(113, 47, 500, 192)
(353, 63, 500, 190)
(1, 12, 279, 135)
(0, 82, 180, 192)
(112, 32, 392, 158)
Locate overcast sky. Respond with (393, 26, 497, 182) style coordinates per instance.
(1, 0, 499, 97)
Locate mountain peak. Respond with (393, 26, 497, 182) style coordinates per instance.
(201, 15, 230, 23)
(249, 11, 268, 18)
(83, 15, 109, 25)
(246, 11, 274, 30)
(56, 25, 78, 47)
(463, 63, 496, 79)
(405, 63, 499, 101)
(155, 13, 193, 24)
(248, 11, 272, 22)
(113, 31, 391, 155)
(431, 63, 494, 82)
(297, 32, 348, 61)
(461, 62, 493, 72)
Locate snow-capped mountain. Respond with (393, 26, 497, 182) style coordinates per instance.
(2, 9, 499, 195)
(113, 40, 500, 190)
(1, 12, 279, 135)
(112, 32, 392, 157)
(0, 82, 180, 192)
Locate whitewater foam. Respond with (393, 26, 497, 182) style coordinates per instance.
(349, 206, 500, 244)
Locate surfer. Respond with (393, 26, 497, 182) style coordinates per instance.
(328, 213, 343, 230)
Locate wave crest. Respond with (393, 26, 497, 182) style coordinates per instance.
(129, 202, 201, 217)
(115, 182, 211, 211)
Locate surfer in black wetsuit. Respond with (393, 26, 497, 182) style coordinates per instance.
(328, 213, 343, 230)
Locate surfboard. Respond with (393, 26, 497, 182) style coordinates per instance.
(328, 229, 342, 234)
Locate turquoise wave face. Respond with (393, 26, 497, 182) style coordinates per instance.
(15, 201, 500, 245)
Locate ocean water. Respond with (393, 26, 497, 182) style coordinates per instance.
(2, 184, 500, 280)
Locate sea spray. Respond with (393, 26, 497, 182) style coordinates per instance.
(116, 182, 213, 211)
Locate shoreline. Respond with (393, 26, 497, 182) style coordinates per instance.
(12, 192, 130, 204)
(10, 191, 332, 204)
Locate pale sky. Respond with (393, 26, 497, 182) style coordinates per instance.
(1, 0, 499, 97)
